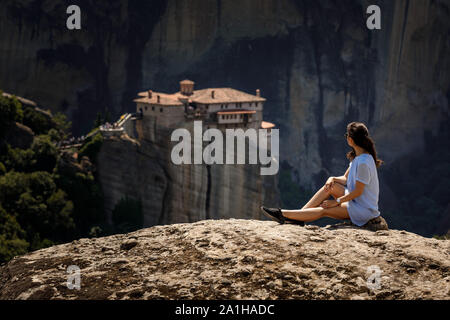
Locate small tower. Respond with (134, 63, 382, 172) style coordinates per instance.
(180, 79, 195, 96)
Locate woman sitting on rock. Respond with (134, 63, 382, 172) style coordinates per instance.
(262, 122, 383, 227)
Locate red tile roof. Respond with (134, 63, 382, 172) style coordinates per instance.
(136, 87, 266, 106)
(134, 92, 184, 106)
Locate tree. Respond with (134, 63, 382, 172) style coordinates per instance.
(79, 133, 103, 164)
(0, 92, 23, 137)
(1, 144, 35, 172)
(53, 112, 71, 140)
(31, 135, 58, 172)
(0, 171, 75, 252)
(0, 204, 28, 263)
(22, 106, 53, 135)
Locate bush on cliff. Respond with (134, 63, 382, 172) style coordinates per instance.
(0, 204, 29, 263)
(1, 144, 35, 172)
(79, 133, 103, 164)
(0, 93, 106, 263)
(54, 168, 104, 238)
(0, 91, 23, 138)
(52, 112, 71, 140)
(21, 105, 52, 135)
(31, 135, 58, 172)
(0, 171, 75, 255)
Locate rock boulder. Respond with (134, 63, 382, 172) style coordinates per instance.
(0, 219, 448, 300)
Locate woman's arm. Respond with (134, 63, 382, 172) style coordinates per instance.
(321, 181, 365, 208)
(336, 180, 364, 203)
(325, 167, 349, 191)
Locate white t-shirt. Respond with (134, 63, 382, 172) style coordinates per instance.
(345, 153, 380, 226)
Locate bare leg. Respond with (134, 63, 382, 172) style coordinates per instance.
(301, 186, 331, 209)
(302, 182, 346, 209)
(282, 202, 350, 223)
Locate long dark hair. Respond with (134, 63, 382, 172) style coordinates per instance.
(346, 122, 383, 168)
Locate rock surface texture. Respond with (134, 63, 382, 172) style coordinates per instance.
(0, 219, 448, 300)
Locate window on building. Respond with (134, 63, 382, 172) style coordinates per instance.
(145, 106, 148, 111)
(205, 105, 209, 110)
(160, 108, 163, 112)
(152, 106, 155, 111)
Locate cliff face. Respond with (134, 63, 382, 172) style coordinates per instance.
(0, 219, 448, 300)
(97, 121, 277, 226)
(1, 1, 449, 232)
(1, 0, 448, 174)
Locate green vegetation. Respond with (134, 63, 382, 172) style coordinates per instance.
(54, 166, 104, 238)
(78, 133, 103, 164)
(0, 92, 106, 263)
(52, 112, 71, 140)
(0, 204, 28, 262)
(0, 171, 75, 250)
(433, 233, 450, 240)
(22, 105, 52, 135)
(0, 92, 23, 137)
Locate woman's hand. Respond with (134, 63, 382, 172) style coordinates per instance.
(321, 200, 339, 208)
(324, 177, 335, 192)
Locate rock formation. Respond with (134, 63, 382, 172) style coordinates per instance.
(97, 124, 278, 226)
(1, 0, 448, 177)
(1, 1, 449, 234)
(1, 219, 448, 300)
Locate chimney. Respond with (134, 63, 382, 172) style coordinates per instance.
(157, 95, 160, 103)
(147, 90, 152, 99)
(180, 79, 195, 96)
(256, 89, 261, 97)
(211, 90, 215, 99)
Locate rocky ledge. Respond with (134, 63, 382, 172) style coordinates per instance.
(0, 219, 449, 300)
